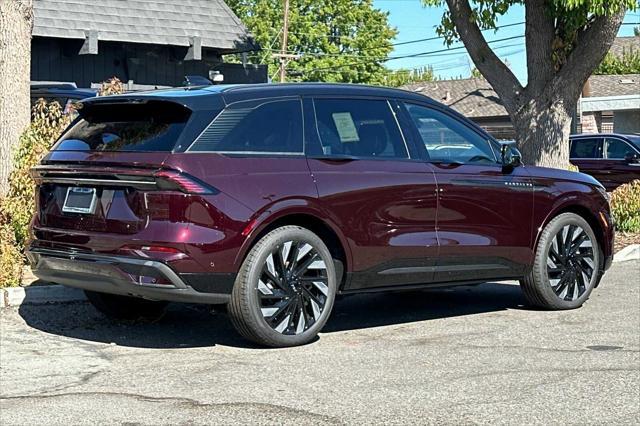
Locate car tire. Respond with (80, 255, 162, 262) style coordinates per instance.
(228, 226, 337, 347)
(520, 213, 602, 310)
(84, 290, 168, 321)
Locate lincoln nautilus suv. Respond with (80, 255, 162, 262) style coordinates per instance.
(27, 83, 614, 347)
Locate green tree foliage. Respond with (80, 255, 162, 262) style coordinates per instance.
(226, 0, 397, 83)
(595, 50, 640, 74)
(383, 66, 436, 87)
(423, 1, 636, 69)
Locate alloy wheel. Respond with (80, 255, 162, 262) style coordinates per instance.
(546, 224, 596, 301)
(257, 240, 329, 335)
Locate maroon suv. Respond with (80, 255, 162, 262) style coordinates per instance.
(570, 133, 640, 191)
(28, 84, 614, 347)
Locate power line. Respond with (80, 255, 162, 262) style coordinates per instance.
(261, 39, 524, 62)
(258, 21, 525, 57)
(303, 34, 525, 75)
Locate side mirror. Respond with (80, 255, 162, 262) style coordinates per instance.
(624, 152, 640, 164)
(500, 143, 522, 172)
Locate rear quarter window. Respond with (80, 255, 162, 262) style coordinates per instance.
(188, 98, 303, 154)
(53, 101, 191, 152)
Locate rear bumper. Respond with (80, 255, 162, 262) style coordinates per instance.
(27, 247, 234, 304)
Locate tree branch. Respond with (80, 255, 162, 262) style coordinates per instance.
(525, 0, 555, 92)
(555, 8, 627, 98)
(444, 0, 524, 111)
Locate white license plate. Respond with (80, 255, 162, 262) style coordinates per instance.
(62, 187, 97, 214)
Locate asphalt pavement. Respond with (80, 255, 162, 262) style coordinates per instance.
(1, 260, 639, 425)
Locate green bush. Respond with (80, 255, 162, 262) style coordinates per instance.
(0, 100, 71, 287)
(610, 180, 640, 233)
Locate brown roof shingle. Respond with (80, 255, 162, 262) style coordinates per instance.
(586, 74, 640, 97)
(609, 36, 640, 57)
(402, 78, 508, 118)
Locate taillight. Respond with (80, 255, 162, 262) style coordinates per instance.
(154, 170, 218, 195)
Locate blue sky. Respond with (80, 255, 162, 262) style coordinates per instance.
(373, 0, 640, 83)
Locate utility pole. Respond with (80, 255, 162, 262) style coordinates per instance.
(279, 0, 291, 83)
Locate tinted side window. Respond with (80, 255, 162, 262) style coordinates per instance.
(405, 103, 496, 164)
(605, 138, 636, 159)
(189, 98, 303, 153)
(570, 138, 602, 159)
(312, 98, 408, 159)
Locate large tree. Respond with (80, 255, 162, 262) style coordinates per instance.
(0, 0, 33, 196)
(227, 0, 397, 84)
(423, 0, 637, 168)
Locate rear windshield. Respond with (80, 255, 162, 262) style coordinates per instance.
(53, 101, 191, 152)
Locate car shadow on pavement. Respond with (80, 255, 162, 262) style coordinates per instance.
(17, 281, 528, 349)
(324, 281, 529, 332)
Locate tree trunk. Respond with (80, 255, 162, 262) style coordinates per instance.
(0, 0, 33, 197)
(511, 93, 577, 170)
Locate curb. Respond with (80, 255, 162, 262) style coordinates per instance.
(613, 244, 640, 263)
(0, 285, 85, 308)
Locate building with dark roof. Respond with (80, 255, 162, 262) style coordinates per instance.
(578, 74, 639, 134)
(402, 78, 513, 139)
(31, 0, 264, 88)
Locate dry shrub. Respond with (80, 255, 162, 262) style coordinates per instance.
(98, 77, 125, 96)
(0, 223, 24, 287)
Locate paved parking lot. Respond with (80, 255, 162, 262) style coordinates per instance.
(1, 260, 639, 425)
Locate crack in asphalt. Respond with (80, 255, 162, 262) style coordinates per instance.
(0, 391, 344, 424)
(451, 343, 638, 354)
(28, 370, 104, 396)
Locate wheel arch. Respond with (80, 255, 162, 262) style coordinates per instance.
(534, 203, 608, 263)
(234, 208, 351, 288)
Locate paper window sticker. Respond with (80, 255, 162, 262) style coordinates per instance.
(331, 112, 360, 143)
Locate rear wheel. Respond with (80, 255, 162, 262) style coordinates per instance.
(228, 226, 337, 347)
(84, 290, 168, 321)
(520, 213, 601, 310)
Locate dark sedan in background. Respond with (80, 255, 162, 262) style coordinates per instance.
(570, 133, 640, 191)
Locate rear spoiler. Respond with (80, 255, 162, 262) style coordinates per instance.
(80, 89, 225, 112)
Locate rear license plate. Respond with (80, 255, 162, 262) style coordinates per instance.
(62, 187, 97, 214)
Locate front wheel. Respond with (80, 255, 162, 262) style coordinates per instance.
(228, 226, 337, 347)
(520, 213, 602, 310)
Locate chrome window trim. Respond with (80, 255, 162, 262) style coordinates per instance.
(386, 100, 412, 160)
(191, 151, 305, 156)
